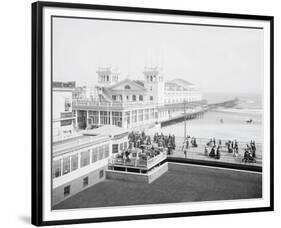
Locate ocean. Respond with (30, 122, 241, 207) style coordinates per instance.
(148, 93, 264, 143)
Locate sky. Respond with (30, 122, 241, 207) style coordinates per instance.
(53, 17, 264, 94)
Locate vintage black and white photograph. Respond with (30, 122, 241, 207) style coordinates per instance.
(52, 17, 264, 207)
(31, 2, 273, 225)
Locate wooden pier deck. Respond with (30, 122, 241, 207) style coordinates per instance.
(160, 98, 239, 127)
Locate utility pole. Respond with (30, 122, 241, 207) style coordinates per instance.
(184, 99, 187, 140)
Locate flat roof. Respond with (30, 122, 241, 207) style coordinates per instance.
(53, 163, 262, 210)
(53, 134, 111, 157)
(83, 125, 129, 138)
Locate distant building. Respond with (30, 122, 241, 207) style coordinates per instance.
(52, 81, 76, 141)
(72, 66, 203, 130)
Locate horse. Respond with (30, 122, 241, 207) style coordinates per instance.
(246, 119, 253, 124)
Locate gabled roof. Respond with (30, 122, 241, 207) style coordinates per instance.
(170, 78, 193, 87)
(107, 78, 147, 92)
(165, 78, 194, 91)
(133, 80, 145, 87)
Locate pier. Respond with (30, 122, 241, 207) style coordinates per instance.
(160, 97, 239, 127)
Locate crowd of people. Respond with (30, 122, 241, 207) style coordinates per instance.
(128, 131, 258, 163)
(128, 131, 152, 148)
(128, 131, 176, 155)
(181, 136, 199, 158)
(242, 140, 257, 163)
(225, 140, 239, 156)
(153, 133, 176, 154)
(204, 138, 222, 159)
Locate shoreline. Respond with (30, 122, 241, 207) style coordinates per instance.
(147, 109, 263, 143)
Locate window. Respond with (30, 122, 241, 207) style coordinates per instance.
(64, 98, 71, 111)
(125, 85, 131, 89)
(145, 109, 149, 120)
(139, 95, 143, 101)
(71, 154, 78, 171)
(124, 141, 128, 150)
(80, 150, 90, 167)
(138, 110, 143, 122)
(88, 111, 99, 125)
(83, 177, 88, 187)
(112, 112, 122, 127)
(112, 144, 118, 153)
(132, 110, 137, 123)
(150, 109, 154, 119)
(52, 159, 61, 178)
(132, 95, 136, 101)
(99, 170, 104, 178)
(92, 147, 98, 163)
(64, 185, 70, 197)
(98, 146, 104, 160)
(126, 95, 129, 101)
(120, 143, 123, 151)
(62, 157, 71, 175)
(60, 119, 72, 126)
(100, 111, 110, 125)
(104, 144, 110, 158)
(125, 111, 130, 125)
(112, 95, 117, 101)
(150, 96, 153, 101)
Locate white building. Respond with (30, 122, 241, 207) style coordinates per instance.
(52, 125, 129, 206)
(52, 81, 76, 141)
(72, 67, 204, 130)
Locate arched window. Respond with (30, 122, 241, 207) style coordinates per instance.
(125, 85, 131, 89)
(139, 95, 143, 101)
(132, 95, 136, 101)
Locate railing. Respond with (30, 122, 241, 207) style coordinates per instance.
(147, 153, 167, 168)
(72, 99, 158, 108)
(167, 137, 262, 167)
(109, 152, 167, 169)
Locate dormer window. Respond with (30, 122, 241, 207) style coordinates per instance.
(125, 85, 131, 89)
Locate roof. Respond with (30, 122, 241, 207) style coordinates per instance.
(107, 78, 147, 92)
(53, 134, 111, 157)
(170, 78, 193, 86)
(133, 80, 145, 87)
(83, 125, 129, 138)
(165, 78, 194, 91)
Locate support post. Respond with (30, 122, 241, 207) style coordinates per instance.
(184, 100, 187, 139)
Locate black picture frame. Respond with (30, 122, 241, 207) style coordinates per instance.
(32, 1, 274, 226)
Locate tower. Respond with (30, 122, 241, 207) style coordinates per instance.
(143, 66, 165, 105)
(96, 67, 119, 87)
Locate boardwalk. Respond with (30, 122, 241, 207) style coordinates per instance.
(169, 137, 262, 167)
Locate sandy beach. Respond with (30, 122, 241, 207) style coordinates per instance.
(147, 110, 263, 143)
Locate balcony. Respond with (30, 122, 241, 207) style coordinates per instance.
(72, 99, 158, 109)
(109, 151, 167, 170)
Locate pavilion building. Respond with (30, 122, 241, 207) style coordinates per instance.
(72, 66, 204, 130)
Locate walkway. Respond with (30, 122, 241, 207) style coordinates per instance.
(169, 138, 262, 167)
